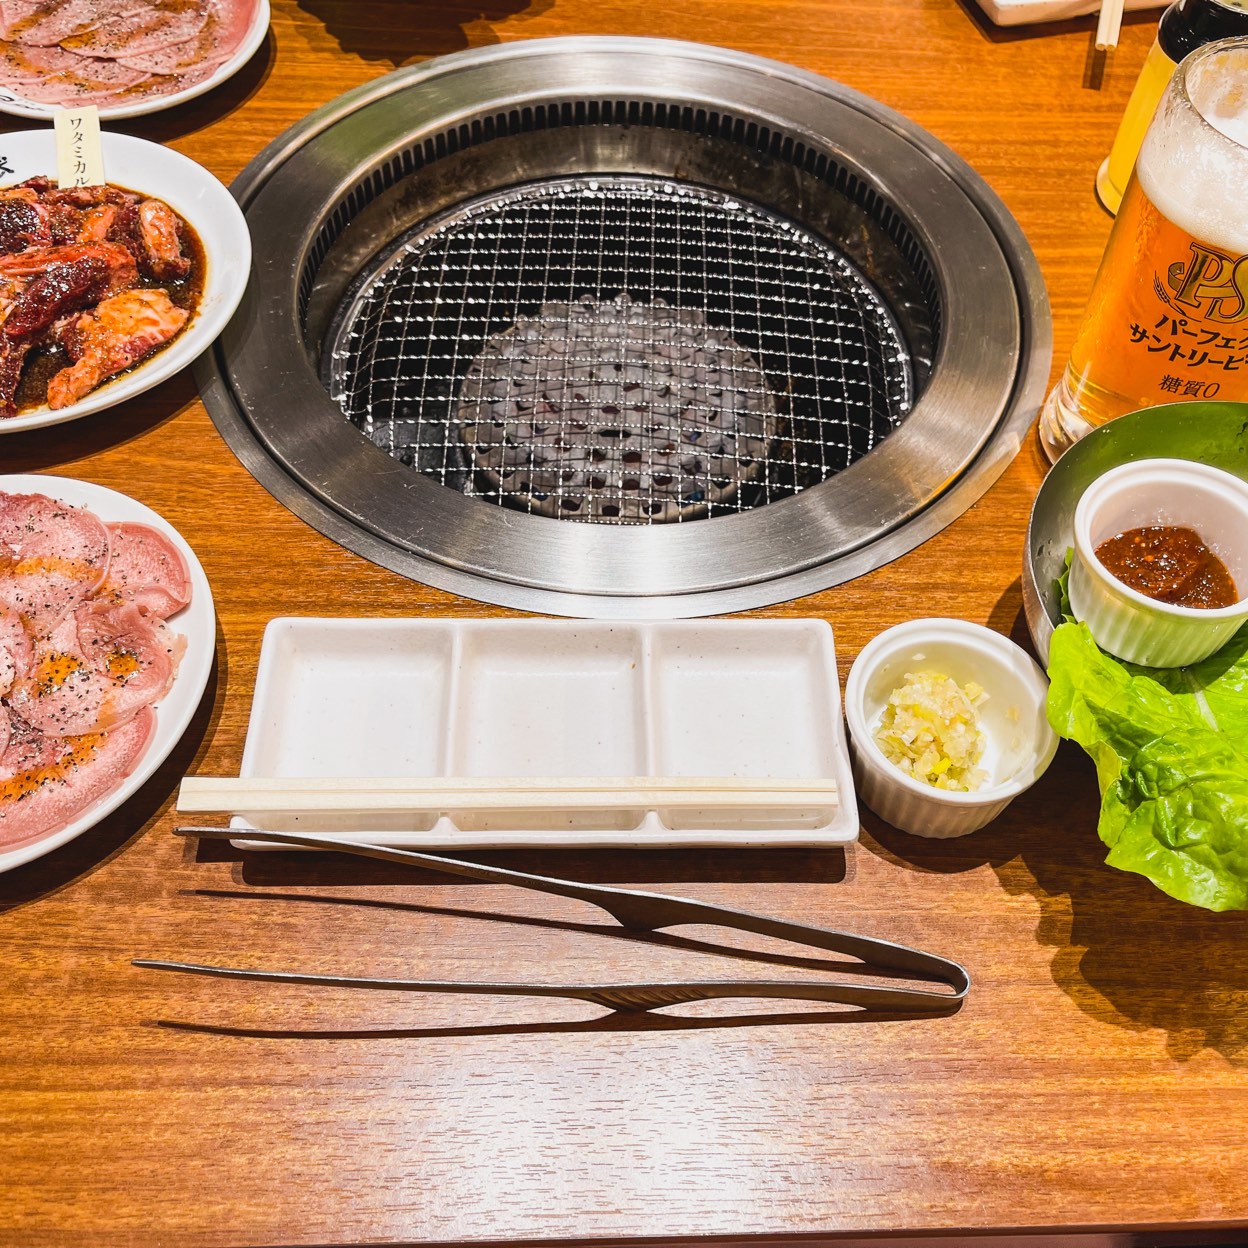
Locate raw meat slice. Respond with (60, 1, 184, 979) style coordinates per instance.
(75, 204, 118, 244)
(5, 0, 111, 47)
(128, 199, 189, 280)
(46, 287, 187, 410)
(0, 333, 34, 416)
(103, 521, 192, 619)
(2, 243, 138, 338)
(6, 56, 152, 104)
(0, 705, 60, 782)
(0, 240, 137, 282)
(115, 0, 254, 73)
(0, 490, 110, 637)
(0, 706, 154, 848)
(7, 597, 178, 737)
(0, 704, 9, 758)
(0, 36, 83, 81)
(0, 605, 33, 694)
(61, 0, 208, 59)
(0, 195, 51, 253)
(0, 3, 42, 40)
(114, 26, 225, 75)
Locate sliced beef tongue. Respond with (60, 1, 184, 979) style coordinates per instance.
(104, 522, 192, 619)
(0, 491, 111, 637)
(116, 0, 245, 74)
(61, 0, 209, 59)
(0, 605, 33, 694)
(7, 597, 179, 738)
(3, 0, 114, 47)
(0, 705, 154, 849)
(0, 35, 85, 80)
(7, 53, 152, 105)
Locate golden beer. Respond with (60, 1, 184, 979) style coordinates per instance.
(1040, 37, 1248, 460)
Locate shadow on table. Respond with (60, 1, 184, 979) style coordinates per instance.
(202, 840, 846, 888)
(152, 1001, 934, 1040)
(862, 598, 1248, 1067)
(294, 0, 555, 65)
(1, 372, 199, 475)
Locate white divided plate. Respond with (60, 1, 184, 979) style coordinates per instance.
(0, 130, 251, 434)
(233, 618, 859, 849)
(0, 1, 270, 120)
(972, 0, 1159, 24)
(0, 475, 215, 874)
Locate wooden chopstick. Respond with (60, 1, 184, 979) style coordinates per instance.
(177, 775, 839, 814)
(1095, 0, 1125, 50)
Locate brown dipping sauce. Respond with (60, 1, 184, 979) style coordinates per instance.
(1095, 525, 1239, 609)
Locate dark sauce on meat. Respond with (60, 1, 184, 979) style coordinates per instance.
(1095, 525, 1239, 609)
(7, 184, 206, 414)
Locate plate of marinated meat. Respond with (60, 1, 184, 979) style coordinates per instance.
(0, 0, 270, 119)
(0, 475, 214, 874)
(0, 129, 250, 432)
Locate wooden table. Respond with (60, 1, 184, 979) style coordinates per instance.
(4, 3, 1248, 1245)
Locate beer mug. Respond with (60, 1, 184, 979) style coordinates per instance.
(1040, 36, 1248, 461)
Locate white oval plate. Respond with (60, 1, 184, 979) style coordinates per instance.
(0, 474, 215, 875)
(0, 130, 251, 434)
(0, 0, 270, 120)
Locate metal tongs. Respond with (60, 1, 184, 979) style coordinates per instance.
(137, 828, 970, 1015)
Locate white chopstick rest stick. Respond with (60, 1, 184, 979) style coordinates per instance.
(1095, 0, 1125, 50)
(177, 775, 840, 814)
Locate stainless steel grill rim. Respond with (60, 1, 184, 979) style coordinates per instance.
(198, 36, 1051, 617)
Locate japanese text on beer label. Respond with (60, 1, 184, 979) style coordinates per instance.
(53, 106, 105, 189)
(1127, 240, 1248, 399)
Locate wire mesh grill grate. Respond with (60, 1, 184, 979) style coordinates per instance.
(327, 177, 913, 524)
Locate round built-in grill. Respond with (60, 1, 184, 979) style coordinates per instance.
(200, 37, 1050, 616)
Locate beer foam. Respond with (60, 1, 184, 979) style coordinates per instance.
(1138, 49, 1248, 255)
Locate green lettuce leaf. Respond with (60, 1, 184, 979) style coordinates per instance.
(1046, 621, 1248, 911)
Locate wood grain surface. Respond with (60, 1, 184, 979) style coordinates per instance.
(4, 2, 1248, 1246)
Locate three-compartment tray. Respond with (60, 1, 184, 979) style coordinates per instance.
(232, 618, 858, 848)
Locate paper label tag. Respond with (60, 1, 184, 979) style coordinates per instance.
(53, 105, 105, 188)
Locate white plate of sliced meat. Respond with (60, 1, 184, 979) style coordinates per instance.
(0, 0, 270, 119)
(0, 129, 250, 432)
(0, 475, 214, 874)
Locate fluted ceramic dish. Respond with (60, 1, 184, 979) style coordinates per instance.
(1069, 458, 1248, 667)
(844, 618, 1057, 839)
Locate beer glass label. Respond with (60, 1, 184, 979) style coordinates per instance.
(1068, 178, 1247, 416)
(1166, 244, 1248, 322)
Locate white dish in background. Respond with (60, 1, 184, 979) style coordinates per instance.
(232, 617, 859, 849)
(971, 0, 1159, 26)
(0, 475, 215, 875)
(844, 618, 1057, 839)
(0, 1, 270, 120)
(0, 130, 251, 435)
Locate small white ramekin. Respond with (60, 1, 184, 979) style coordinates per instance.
(844, 619, 1058, 839)
(1069, 458, 1248, 668)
